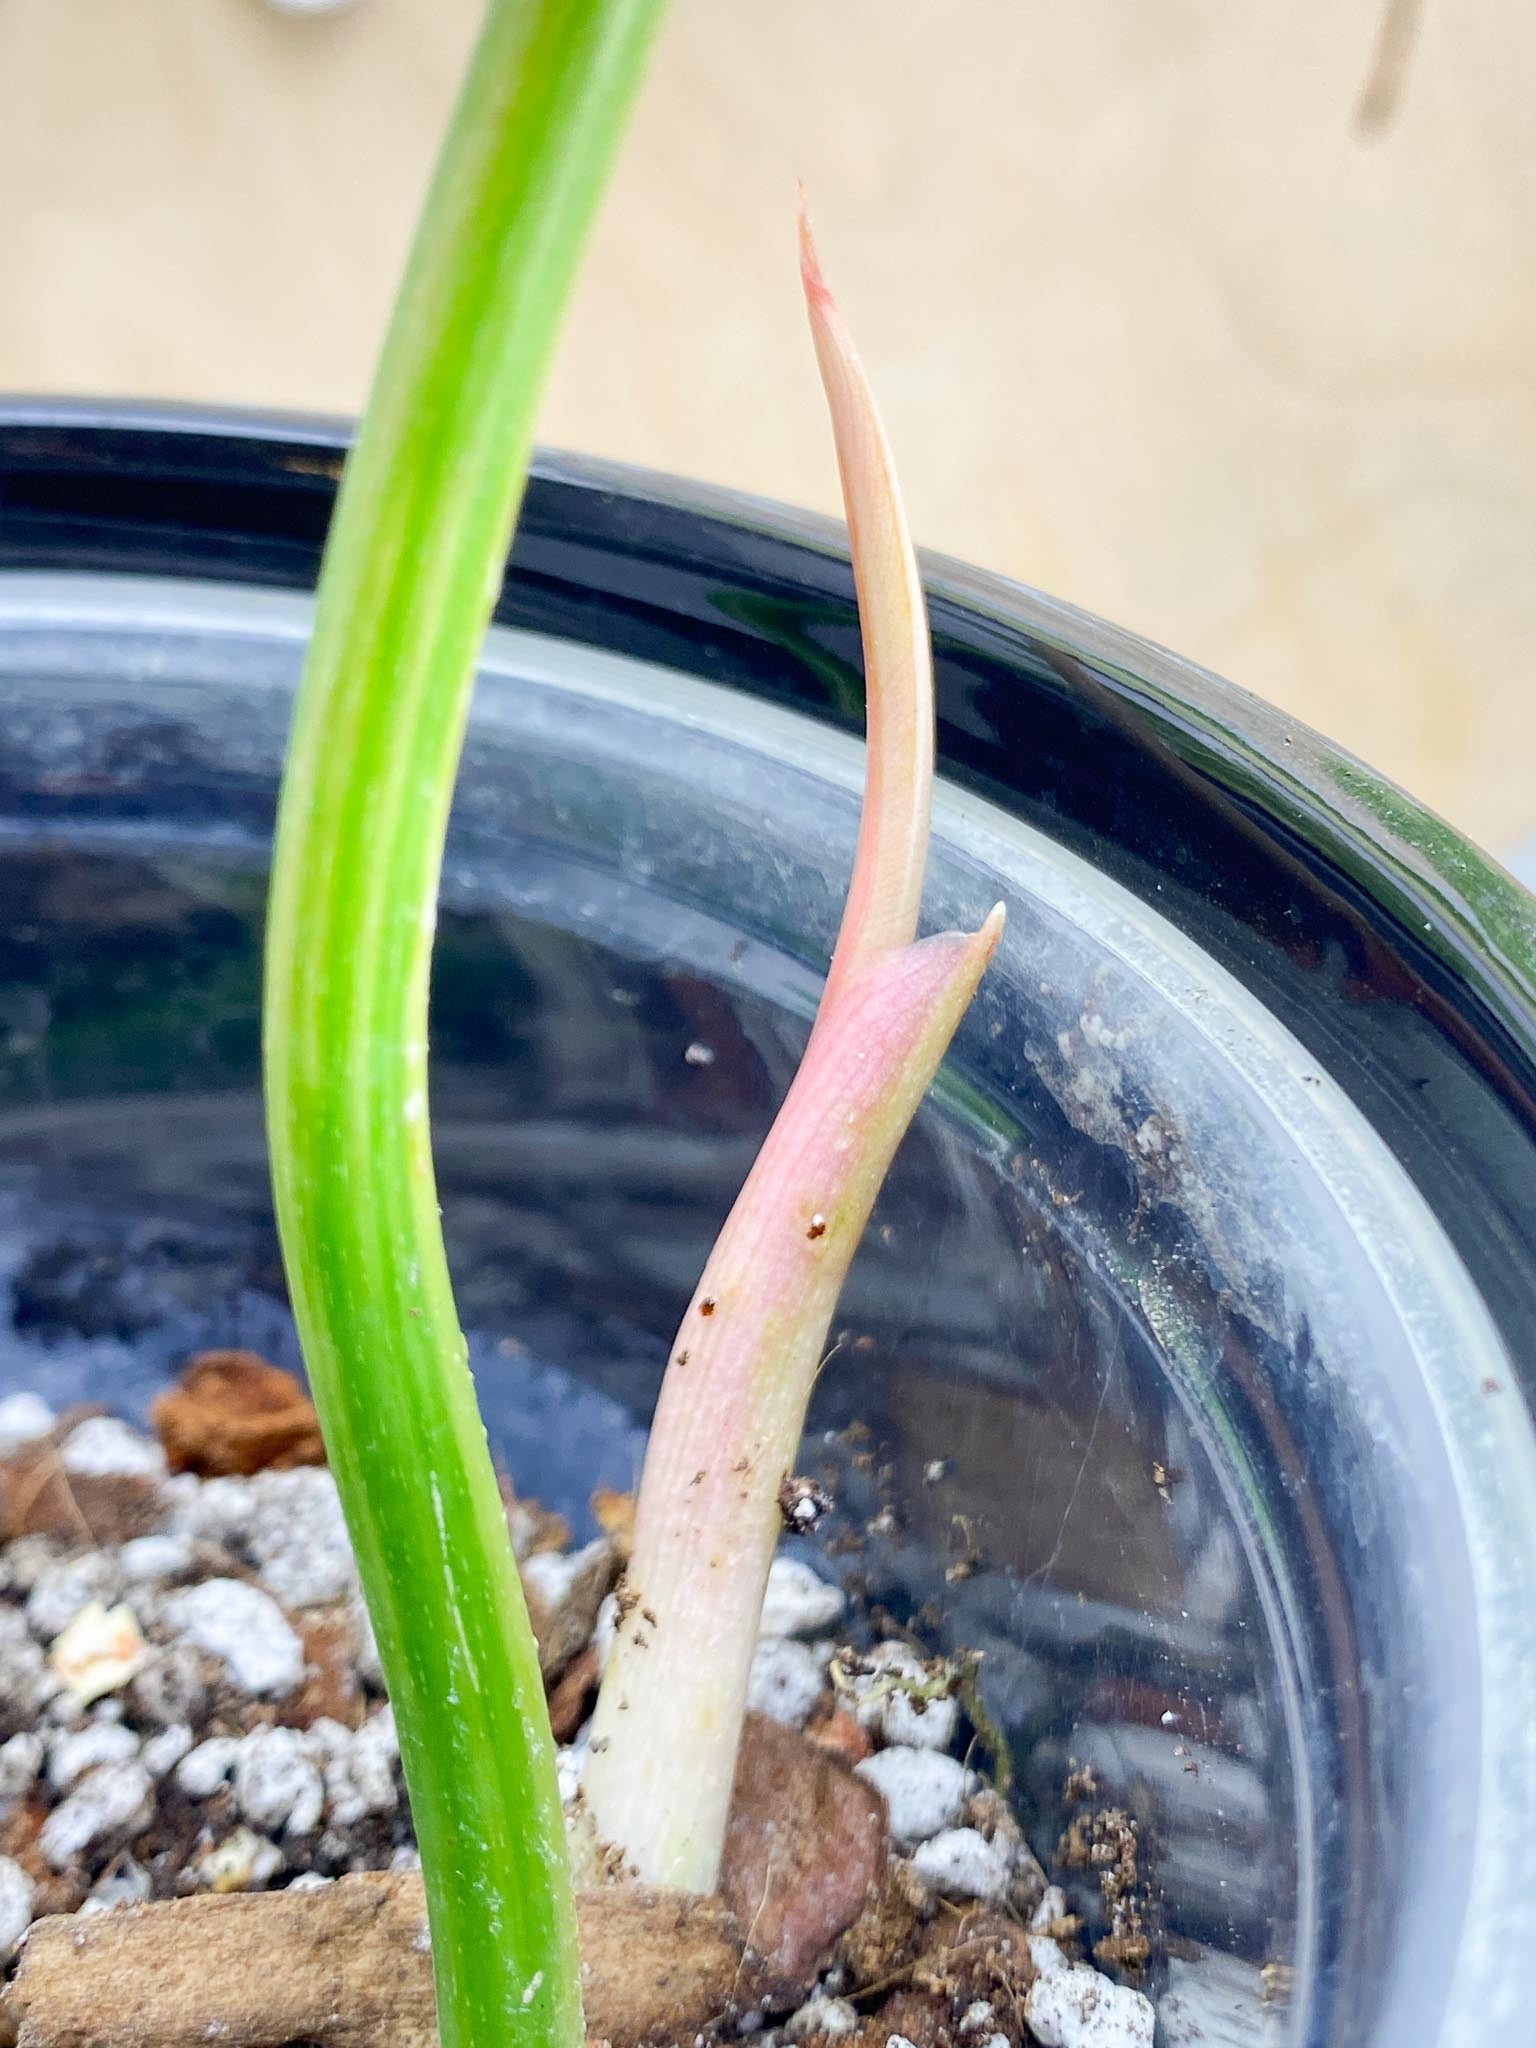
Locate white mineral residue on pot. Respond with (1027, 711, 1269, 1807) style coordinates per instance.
(1155, 1949, 1270, 2046)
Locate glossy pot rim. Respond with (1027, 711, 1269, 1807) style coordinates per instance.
(2, 397, 1532, 1371)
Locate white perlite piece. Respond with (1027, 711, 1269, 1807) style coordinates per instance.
(0, 1392, 54, 1454)
(165, 1473, 255, 1546)
(27, 1553, 118, 1643)
(911, 1825, 1012, 1903)
(162, 1579, 304, 1697)
(855, 1747, 972, 1844)
(0, 1855, 34, 1961)
(785, 1995, 860, 2041)
(351, 1594, 384, 1690)
(247, 1468, 357, 1609)
(846, 1641, 959, 1752)
(127, 1640, 207, 1728)
(315, 1708, 399, 1825)
(233, 1726, 325, 1836)
(0, 1541, 50, 1600)
(556, 1744, 585, 1805)
(350, 1706, 398, 1804)
(39, 1761, 154, 1871)
(176, 1736, 241, 1799)
(141, 1723, 193, 1778)
(0, 1612, 48, 1720)
(759, 1557, 846, 1637)
(591, 1592, 619, 1675)
(0, 1732, 42, 1813)
(746, 1637, 825, 1728)
(1031, 1884, 1069, 1930)
(520, 1540, 607, 1614)
(1025, 1935, 1155, 2048)
(59, 1416, 166, 1482)
(46, 1720, 140, 1792)
(119, 1534, 194, 1585)
(82, 1857, 151, 1914)
(198, 1826, 284, 1893)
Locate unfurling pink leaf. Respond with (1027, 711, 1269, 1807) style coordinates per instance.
(581, 211, 1004, 1894)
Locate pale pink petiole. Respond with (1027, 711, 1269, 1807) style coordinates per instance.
(581, 211, 1004, 1894)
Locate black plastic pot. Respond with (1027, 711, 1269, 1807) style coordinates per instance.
(1, 403, 1533, 2047)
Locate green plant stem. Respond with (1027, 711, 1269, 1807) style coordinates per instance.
(261, 5, 663, 2045)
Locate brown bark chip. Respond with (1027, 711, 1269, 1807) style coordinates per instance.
(548, 1641, 601, 1743)
(720, 1713, 888, 1996)
(6, 1874, 747, 2048)
(284, 1609, 365, 1731)
(152, 1352, 325, 1477)
(590, 1488, 636, 1559)
(522, 1541, 617, 1682)
(806, 1705, 873, 1767)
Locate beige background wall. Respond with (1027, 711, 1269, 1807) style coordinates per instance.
(2, 1, 1531, 857)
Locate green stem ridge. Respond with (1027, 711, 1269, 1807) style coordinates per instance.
(262, 5, 663, 2044)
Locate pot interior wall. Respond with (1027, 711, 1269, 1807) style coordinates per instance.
(0, 573, 1530, 2048)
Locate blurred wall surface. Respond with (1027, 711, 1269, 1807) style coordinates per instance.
(1, 1, 1531, 853)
